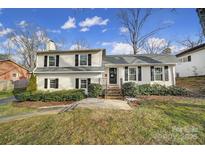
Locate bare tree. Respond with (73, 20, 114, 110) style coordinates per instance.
(143, 38, 171, 54)
(0, 39, 13, 58)
(71, 38, 90, 50)
(117, 9, 171, 54)
(178, 32, 205, 49)
(7, 23, 48, 70)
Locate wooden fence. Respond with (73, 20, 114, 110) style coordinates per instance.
(0, 79, 28, 91)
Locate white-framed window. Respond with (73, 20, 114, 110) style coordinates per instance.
(129, 68, 137, 81)
(12, 73, 18, 78)
(80, 54, 88, 66)
(180, 55, 191, 63)
(49, 79, 58, 89)
(48, 56, 56, 66)
(154, 67, 163, 81)
(80, 79, 87, 89)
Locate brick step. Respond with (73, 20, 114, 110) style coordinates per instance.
(107, 89, 121, 93)
(106, 95, 123, 100)
(108, 86, 120, 90)
(106, 93, 122, 96)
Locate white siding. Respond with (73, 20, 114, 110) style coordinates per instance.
(37, 73, 103, 91)
(104, 65, 175, 87)
(176, 49, 205, 77)
(36, 51, 103, 67)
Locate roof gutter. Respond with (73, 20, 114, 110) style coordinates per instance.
(34, 71, 104, 74)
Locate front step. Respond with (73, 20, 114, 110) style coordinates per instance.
(105, 85, 123, 99)
(106, 95, 123, 100)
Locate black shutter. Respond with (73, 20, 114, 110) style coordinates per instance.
(188, 55, 191, 62)
(56, 79, 59, 89)
(88, 54, 92, 66)
(87, 78, 91, 85)
(138, 66, 142, 81)
(151, 66, 154, 81)
(56, 55, 59, 67)
(44, 78, 48, 89)
(75, 78, 79, 89)
(164, 66, 169, 81)
(125, 66, 128, 81)
(44, 56, 47, 67)
(75, 54, 79, 66)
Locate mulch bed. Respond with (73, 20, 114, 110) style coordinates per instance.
(13, 101, 74, 108)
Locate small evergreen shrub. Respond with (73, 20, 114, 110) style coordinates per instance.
(15, 89, 85, 102)
(26, 74, 37, 92)
(122, 83, 190, 97)
(122, 82, 139, 97)
(88, 83, 102, 98)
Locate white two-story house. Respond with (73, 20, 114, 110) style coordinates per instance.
(176, 43, 205, 77)
(34, 41, 177, 93)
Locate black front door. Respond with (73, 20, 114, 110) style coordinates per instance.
(109, 68, 117, 84)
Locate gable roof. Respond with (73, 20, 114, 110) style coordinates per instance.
(175, 43, 205, 57)
(103, 54, 178, 65)
(0, 59, 29, 72)
(37, 49, 106, 55)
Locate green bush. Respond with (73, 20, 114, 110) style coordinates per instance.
(122, 83, 189, 97)
(168, 86, 189, 96)
(122, 82, 139, 97)
(15, 89, 85, 102)
(27, 74, 37, 92)
(88, 83, 102, 98)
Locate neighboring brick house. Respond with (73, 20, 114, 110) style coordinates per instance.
(0, 59, 29, 81)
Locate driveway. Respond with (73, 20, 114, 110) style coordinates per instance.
(0, 96, 16, 105)
(75, 98, 132, 110)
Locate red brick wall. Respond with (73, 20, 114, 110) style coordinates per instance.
(0, 60, 29, 81)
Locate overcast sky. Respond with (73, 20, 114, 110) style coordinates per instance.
(0, 8, 202, 55)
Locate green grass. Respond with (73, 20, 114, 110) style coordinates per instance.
(0, 91, 13, 99)
(0, 97, 204, 144)
(0, 103, 35, 117)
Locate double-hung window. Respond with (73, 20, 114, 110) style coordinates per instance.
(49, 56, 56, 66)
(129, 68, 136, 81)
(80, 79, 87, 89)
(154, 67, 163, 81)
(49, 79, 58, 89)
(80, 54, 88, 66)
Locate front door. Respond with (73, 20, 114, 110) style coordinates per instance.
(109, 68, 117, 84)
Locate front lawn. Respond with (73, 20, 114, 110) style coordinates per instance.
(0, 103, 35, 117)
(0, 91, 13, 99)
(0, 96, 204, 144)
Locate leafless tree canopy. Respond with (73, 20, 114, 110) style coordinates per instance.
(143, 39, 171, 54)
(117, 9, 171, 54)
(6, 23, 48, 70)
(178, 32, 205, 49)
(71, 39, 90, 50)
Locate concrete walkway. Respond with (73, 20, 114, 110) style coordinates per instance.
(0, 98, 131, 123)
(0, 108, 63, 123)
(76, 98, 132, 110)
(0, 96, 16, 105)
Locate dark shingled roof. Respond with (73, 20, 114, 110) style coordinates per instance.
(175, 43, 205, 57)
(37, 49, 106, 55)
(103, 54, 178, 65)
(35, 66, 104, 73)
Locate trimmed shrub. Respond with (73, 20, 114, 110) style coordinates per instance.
(122, 82, 139, 97)
(15, 89, 85, 102)
(27, 74, 37, 92)
(168, 86, 189, 96)
(122, 83, 190, 97)
(88, 83, 102, 98)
